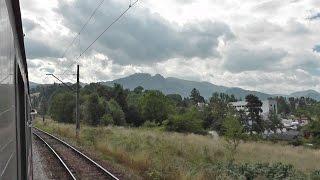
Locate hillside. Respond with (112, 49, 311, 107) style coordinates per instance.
(103, 73, 274, 100)
(30, 73, 320, 101)
(290, 90, 320, 101)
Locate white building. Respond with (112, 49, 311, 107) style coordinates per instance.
(230, 99, 277, 119)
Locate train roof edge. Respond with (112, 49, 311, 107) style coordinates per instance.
(11, 0, 29, 92)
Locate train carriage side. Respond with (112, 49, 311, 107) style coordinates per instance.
(1, 0, 32, 179)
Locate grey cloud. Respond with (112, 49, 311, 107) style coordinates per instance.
(175, 0, 195, 4)
(307, 12, 320, 21)
(223, 45, 287, 73)
(291, 52, 320, 76)
(27, 60, 41, 68)
(39, 68, 55, 74)
(22, 18, 38, 32)
(313, 45, 320, 53)
(252, 0, 285, 14)
(25, 38, 61, 59)
(56, 0, 234, 65)
(287, 19, 310, 34)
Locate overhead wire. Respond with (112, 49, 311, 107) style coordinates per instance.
(43, 0, 105, 82)
(60, 0, 105, 59)
(76, 0, 139, 60)
(59, 0, 139, 77)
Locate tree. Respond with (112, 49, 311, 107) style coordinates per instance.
(108, 99, 126, 126)
(237, 109, 249, 132)
(165, 107, 204, 134)
(205, 92, 232, 134)
(166, 94, 183, 106)
(50, 92, 75, 123)
(190, 88, 205, 104)
(139, 90, 169, 124)
(84, 93, 105, 126)
(133, 86, 144, 94)
(126, 105, 143, 126)
(223, 113, 244, 163)
(245, 94, 263, 134)
(267, 111, 282, 133)
(276, 96, 290, 116)
(305, 119, 320, 146)
(101, 114, 114, 126)
(113, 83, 128, 113)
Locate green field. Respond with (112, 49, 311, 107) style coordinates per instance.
(34, 119, 320, 179)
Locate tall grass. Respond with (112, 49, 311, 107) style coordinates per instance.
(34, 119, 320, 179)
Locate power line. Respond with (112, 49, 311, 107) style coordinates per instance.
(61, 0, 105, 59)
(60, 0, 139, 77)
(76, 0, 139, 60)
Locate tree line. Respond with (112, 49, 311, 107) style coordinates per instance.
(33, 83, 280, 136)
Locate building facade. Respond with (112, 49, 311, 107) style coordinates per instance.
(230, 99, 277, 119)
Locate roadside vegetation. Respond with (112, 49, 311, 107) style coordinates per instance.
(35, 119, 320, 179)
(31, 83, 320, 179)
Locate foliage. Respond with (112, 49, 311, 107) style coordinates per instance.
(35, 120, 320, 180)
(223, 162, 306, 180)
(49, 92, 75, 123)
(113, 83, 128, 112)
(139, 90, 169, 124)
(108, 99, 126, 126)
(276, 96, 290, 116)
(142, 120, 158, 128)
(165, 107, 204, 134)
(190, 88, 205, 104)
(133, 86, 144, 94)
(246, 94, 263, 134)
(101, 114, 114, 126)
(266, 111, 283, 133)
(126, 105, 143, 126)
(203, 92, 236, 134)
(305, 118, 320, 146)
(84, 93, 105, 126)
(166, 94, 183, 106)
(223, 113, 244, 162)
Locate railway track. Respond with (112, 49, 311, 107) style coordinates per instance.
(33, 127, 119, 180)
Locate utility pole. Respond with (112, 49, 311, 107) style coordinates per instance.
(42, 87, 45, 123)
(46, 66, 80, 137)
(76, 65, 80, 138)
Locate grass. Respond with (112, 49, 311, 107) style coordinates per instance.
(34, 118, 320, 179)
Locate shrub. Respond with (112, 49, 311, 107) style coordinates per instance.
(101, 114, 114, 126)
(223, 113, 244, 162)
(108, 99, 126, 126)
(310, 170, 320, 179)
(165, 107, 204, 134)
(49, 92, 75, 123)
(142, 121, 158, 128)
(224, 162, 306, 179)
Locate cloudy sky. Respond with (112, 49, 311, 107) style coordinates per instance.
(21, 0, 320, 94)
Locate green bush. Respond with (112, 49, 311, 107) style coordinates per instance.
(310, 170, 320, 179)
(101, 114, 114, 126)
(165, 107, 204, 134)
(142, 121, 158, 128)
(49, 92, 75, 123)
(222, 162, 306, 180)
(108, 99, 126, 126)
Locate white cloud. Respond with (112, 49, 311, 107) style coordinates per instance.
(21, 0, 320, 94)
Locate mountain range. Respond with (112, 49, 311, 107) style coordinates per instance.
(102, 73, 320, 101)
(30, 73, 320, 101)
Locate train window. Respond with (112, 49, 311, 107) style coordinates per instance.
(15, 64, 27, 180)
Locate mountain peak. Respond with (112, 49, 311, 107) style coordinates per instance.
(153, 74, 165, 80)
(290, 89, 320, 100)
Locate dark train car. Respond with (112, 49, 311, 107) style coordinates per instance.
(1, 0, 33, 179)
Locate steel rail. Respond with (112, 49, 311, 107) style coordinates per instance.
(33, 127, 119, 180)
(33, 131, 76, 180)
